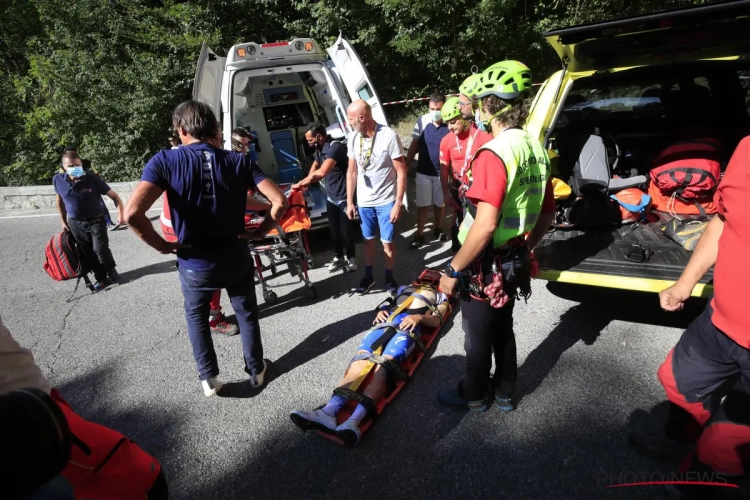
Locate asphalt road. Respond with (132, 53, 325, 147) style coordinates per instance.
(0, 192, 709, 500)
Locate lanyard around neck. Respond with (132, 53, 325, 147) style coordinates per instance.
(359, 128, 378, 171)
(460, 128, 481, 179)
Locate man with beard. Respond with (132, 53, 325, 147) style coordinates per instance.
(293, 122, 356, 272)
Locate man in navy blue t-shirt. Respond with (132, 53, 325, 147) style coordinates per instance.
(405, 92, 450, 248)
(292, 122, 356, 273)
(124, 100, 287, 397)
(54, 151, 125, 290)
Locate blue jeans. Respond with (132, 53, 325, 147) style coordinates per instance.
(178, 252, 263, 380)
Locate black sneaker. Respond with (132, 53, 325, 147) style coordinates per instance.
(434, 228, 447, 242)
(410, 233, 425, 248)
(356, 276, 375, 295)
(108, 268, 120, 284)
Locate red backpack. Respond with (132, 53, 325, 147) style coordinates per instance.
(649, 138, 721, 216)
(51, 390, 165, 499)
(43, 230, 93, 293)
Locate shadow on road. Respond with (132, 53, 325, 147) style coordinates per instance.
(175, 352, 675, 500)
(116, 260, 177, 284)
(512, 282, 708, 406)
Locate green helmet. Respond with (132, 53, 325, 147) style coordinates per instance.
(441, 96, 462, 122)
(459, 73, 482, 98)
(476, 60, 533, 101)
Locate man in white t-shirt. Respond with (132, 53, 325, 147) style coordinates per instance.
(345, 100, 408, 296)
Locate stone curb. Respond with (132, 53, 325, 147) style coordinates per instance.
(0, 181, 135, 210)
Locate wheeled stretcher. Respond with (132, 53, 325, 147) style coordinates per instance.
(245, 185, 315, 304)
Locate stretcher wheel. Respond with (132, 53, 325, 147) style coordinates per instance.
(307, 258, 313, 268)
(307, 286, 316, 299)
(263, 291, 278, 304)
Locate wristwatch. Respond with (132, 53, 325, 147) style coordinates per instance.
(443, 264, 460, 278)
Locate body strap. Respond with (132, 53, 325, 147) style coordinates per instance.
(333, 388, 379, 419)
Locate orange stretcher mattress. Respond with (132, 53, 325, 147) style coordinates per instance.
(245, 186, 311, 236)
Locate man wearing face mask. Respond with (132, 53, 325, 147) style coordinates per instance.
(293, 122, 356, 272)
(439, 96, 492, 252)
(438, 61, 556, 412)
(54, 151, 125, 290)
(405, 92, 450, 248)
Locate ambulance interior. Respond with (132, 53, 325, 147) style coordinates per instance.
(231, 66, 348, 186)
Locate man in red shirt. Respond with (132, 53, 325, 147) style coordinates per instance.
(438, 96, 492, 251)
(630, 136, 750, 497)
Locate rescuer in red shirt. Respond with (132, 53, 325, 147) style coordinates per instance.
(630, 136, 750, 498)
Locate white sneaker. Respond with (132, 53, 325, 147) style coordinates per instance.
(345, 258, 357, 273)
(248, 360, 268, 388)
(327, 257, 345, 272)
(201, 377, 223, 397)
(290, 408, 337, 432)
(335, 419, 362, 447)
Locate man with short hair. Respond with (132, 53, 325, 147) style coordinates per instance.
(293, 122, 356, 272)
(61, 146, 116, 229)
(346, 100, 408, 296)
(405, 92, 450, 248)
(54, 151, 124, 290)
(438, 95, 493, 251)
(125, 100, 288, 397)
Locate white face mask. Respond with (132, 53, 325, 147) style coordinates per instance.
(430, 110, 443, 122)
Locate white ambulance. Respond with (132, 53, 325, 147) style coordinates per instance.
(193, 35, 390, 229)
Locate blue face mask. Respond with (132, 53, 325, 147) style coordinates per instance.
(474, 109, 487, 132)
(66, 166, 85, 178)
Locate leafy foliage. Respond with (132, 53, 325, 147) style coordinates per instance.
(0, 0, 707, 185)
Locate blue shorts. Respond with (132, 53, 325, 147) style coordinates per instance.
(357, 313, 421, 364)
(358, 201, 395, 243)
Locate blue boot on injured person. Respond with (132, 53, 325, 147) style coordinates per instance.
(290, 283, 450, 446)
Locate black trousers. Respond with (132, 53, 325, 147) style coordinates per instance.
(327, 199, 355, 259)
(68, 217, 116, 282)
(459, 295, 517, 400)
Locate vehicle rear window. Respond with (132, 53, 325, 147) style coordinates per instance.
(556, 75, 720, 134)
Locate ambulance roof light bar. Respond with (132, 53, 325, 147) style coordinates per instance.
(233, 38, 322, 60)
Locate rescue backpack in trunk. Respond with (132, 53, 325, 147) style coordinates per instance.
(649, 138, 721, 216)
